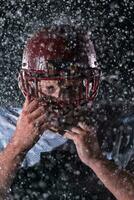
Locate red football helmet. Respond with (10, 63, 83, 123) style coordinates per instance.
(18, 25, 100, 107)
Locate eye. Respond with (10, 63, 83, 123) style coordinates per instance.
(63, 86, 76, 94)
(46, 86, 56, 94)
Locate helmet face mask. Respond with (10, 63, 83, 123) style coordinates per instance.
(18, 25, 100, 132)
(18, 65, 100, 107)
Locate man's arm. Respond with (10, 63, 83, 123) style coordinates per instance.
(0, 97, 48, 199)
(64, 122, 134, 200)
(0, 140, 26, 199)
(88, 155, 134, 200)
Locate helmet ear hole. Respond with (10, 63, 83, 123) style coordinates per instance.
(18, 72, 27, 97)
(27, 81, 36, 97)
(18, 73, 23, 96)
(18, 71, 38, 98)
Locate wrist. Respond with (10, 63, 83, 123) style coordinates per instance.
(4, 135, 27, 161)
(11, 130, 31, 154)
(86, 154, 106, 169)
(1, 145, 25, 170)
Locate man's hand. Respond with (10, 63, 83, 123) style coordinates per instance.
(64, 122, 102, 166)
(0, 97, 48, 198)
(64, 122, 134, 200)
(12, 96, 48, 153)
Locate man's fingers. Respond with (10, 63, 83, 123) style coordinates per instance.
(78, 122, 91, 132)
(26, 99, 39, 113)
(23, 96, 30, 109)
(71, 127, 85, 135)
(64, 131, 78, 140)
(32, 115, 48, 136)
(36, 113, 47, 126)
(30, 106, 46, 120)
(78, 122, 96, 135)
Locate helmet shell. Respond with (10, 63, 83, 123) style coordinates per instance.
(19, 25, 100, 105)
(22, 25, 98, 71)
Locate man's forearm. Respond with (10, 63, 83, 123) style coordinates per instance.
(88, 157, 134, 200)
(0, 137, 26, 199)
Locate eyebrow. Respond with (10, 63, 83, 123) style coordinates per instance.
(46, 85, 55, 89)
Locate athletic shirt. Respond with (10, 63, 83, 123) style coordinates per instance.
(0, 105, 134, 169)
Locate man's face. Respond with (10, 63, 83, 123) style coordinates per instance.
(39, 80, 61, 99)
(36, 79, 83, 132)
(38, 79, 82, 103)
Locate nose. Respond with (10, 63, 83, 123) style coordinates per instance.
(51, 87, 63, 100)
(52, 88, 72, 103)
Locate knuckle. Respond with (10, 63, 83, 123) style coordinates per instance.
(78, 134, 84, 141)
(42, 105, 46, 112)
(39, 106, 44, 111)
(41, 115, 46, 121)
(22, 110, 28, 115)
(39, 106, 44, 113)
(32, 98, 37, 102)
(27, 114, 32, 123)
(75, 137, 81, 144)
(82, 130, 88, 135)
(34, 99, 39, 104)
(75, 134, 80, 140)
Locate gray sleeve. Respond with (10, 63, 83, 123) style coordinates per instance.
(0, 107, 67, 168)
(22, 130, 68, 168)
(111, 113, 134, 168)
(0, 112, 16, 152)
